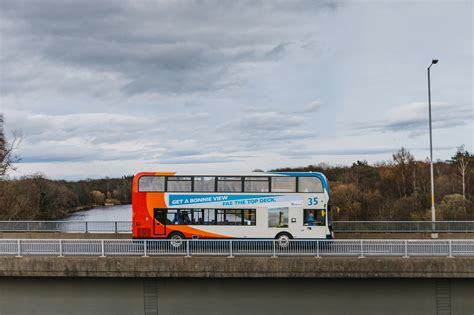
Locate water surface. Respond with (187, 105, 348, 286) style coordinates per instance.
(66, 204, 132, 221)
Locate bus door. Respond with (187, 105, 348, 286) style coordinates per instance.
(153, 209, 167, 236)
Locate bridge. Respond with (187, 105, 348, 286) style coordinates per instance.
(1, 239, 473, 278)
(1, 224, 473, 315)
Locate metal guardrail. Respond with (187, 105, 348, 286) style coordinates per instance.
(0, 220, 473, 233)
(333, 221, 474, 233)
(0, 239, 472, 258)
(0, 221, 132, 233)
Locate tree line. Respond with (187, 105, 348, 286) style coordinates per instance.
(0, 175, 133, 220)
(273, 146, 473, 221)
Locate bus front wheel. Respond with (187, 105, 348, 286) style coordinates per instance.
(275, 232, 293, 248)
(168, 232, 185, 248)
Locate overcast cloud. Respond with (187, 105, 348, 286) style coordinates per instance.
(0, 0, 472, 179)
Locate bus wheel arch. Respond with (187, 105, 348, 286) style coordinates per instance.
(275, 232, 293, 247)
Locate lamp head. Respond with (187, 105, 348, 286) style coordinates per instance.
(432, 59, 439, 65)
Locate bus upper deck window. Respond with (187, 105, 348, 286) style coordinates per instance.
(217, 177, 242, 192)
(271, 177, 296, 192)
(138, 176, 165, 192)
(194, 177, 216, 192)
(167, 177, 192, 192)
(244, 177, 269, 192)
(298, 177, 323, 193)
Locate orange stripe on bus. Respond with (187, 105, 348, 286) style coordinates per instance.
(166, 225, 231, 238)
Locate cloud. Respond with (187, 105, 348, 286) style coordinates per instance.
(302, 100, 322, 113)
(353, 102, 473, 137)
(280, 147, 398, 158)
(5, 110, 201, 163)
(157, 155, 241, 165)
(236, 111, 305, 131)
(0, 0, 338, 96)
(6, 110, 158, 142)
(225, 110, 314, 152)
(265, 43, 290, 59)
(6, 108, 259, 165)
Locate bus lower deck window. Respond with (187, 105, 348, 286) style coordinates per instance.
(164, 209, 256, 225)
(303, 209, 325, 226)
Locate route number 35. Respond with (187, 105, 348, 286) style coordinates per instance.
(307, 197, 319, 206)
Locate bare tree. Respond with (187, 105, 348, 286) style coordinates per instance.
(392, 147, 415, 197)
(452, 145, 471, 205)
(412, 160, 417, 196)
(0, 114, 22, 176)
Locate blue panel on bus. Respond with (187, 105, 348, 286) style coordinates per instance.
(167, 194, 304, 207)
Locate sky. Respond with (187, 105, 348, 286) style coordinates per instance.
(0, 0, 472, 180)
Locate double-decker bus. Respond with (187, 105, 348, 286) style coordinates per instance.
(132, 172, 333, 243)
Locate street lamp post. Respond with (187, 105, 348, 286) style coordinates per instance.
(428, 59, 438, 238)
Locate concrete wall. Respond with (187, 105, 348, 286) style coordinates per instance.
(0, 278, 473, 315)
(1, 256, 473, 278)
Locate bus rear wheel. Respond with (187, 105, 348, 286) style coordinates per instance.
(275, 232, 293, 248)
(168, 232, 185, 248)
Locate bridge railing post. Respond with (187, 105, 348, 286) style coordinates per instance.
(315, 240, 320, 259)
(272, 240, 277, 258)
(448, 240, 453, 258)
(403, 240, 409, 258)
(185, 240, 190, 258)
(85, 222, 88, 234)
(228, 240, 234, 258)
(358, 240, 365, 258)
(100, 240, 105, 257)
(114, 222, 118, 234)
(143, 240, 147, 257)
(58, 239, 63, 257)
(16, 239, 21, 257)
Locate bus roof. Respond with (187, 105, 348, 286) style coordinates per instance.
(134, 171, 329, 192)
(134, 171, 327, 177)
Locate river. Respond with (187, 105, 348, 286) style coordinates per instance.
(66, 204, 132, 221)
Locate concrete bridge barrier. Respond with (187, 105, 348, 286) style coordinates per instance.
(1, 256, 473, 278)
